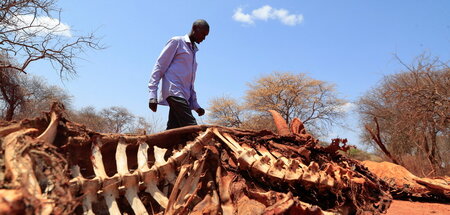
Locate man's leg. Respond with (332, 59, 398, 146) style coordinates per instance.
(166, 96, 197, 130)
(166, 106, 179, 130)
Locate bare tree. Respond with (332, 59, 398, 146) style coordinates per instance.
(69, 106, 107, 132)
(0, 0, 102, 76)
(358, 54, 449, 175)
(240, 114, 276, 131)
(0, 55, 25, 120)
(1, 55, 71, 120)
(208, 96, 244, 127)
(207, 72, 346, 134)
(0, 0, 101, 120)
(18, 76, 72, 118)
(100, 106, 135, 133)
(245, 71, 346, 133)
(129, 116, 158, 135)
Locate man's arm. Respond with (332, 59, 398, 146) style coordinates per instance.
(148, 38, 179, 111)
(189, 86, 204, 116)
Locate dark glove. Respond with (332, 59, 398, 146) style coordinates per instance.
(149, 98, 158, 112)
(195, 108, 205, 116)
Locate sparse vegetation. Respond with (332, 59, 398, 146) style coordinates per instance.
(358, 54, 449, 176)
(208, 71, 347, 135)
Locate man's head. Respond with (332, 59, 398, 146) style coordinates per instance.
(189, 19, 209, 44)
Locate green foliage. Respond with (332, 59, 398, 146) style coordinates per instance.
(341, 148, 383, 162)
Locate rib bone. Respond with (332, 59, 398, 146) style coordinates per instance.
(116, 138, 148, 215)
(91, 138, 121, 215)
(0, 106, 393, 214)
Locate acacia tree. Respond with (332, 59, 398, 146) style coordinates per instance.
(208, 96, 244, 127)
(0, 0, 102, 76)
(69, 106, 107, 132)
(100, 106, 135, 134)
(208, 72, 346, 134)
(70, 107, 161, 134)
(245, 72, 346, 133)
(18, 76, 72, 118)
(358, 55, 449, 175)
(129, 116, 159, 135)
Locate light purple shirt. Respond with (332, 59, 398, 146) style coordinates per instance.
(148, 35, 200, 110)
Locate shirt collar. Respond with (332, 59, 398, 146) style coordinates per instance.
(184, 34, 198, 52)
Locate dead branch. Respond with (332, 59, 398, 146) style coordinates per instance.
(365, 117, 401, 165)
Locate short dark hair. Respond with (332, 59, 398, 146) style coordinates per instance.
(192, 19, 209, 30)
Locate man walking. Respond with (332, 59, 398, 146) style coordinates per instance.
(148, 19, 209, 129)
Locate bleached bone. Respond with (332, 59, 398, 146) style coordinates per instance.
(214, 129, 275, 180)
(153, 145, 172, 199)
(214, 128, 242, 154)
(116, 138, 148, 215)
(80, 141, 103, 215)
(137, 139, 170, 208)
(267, 159, 287, 181)
(0, 106, 394, 214)
(300, 162, 320, 185)
(69, 165, 84, 195)
(173, 156, 206, 208)
(137, 139, 150, 171)
(152, 129, 214, 186)
(89, 138, 121, 215)
(215, 130, 273, 178)
(102, 176, 121, 215)
(138, 140, 169, 208)
(37, 110, 59, 144)
(91, 140, 108, 178)
(81, 179, 99, 215)
(165, 164, 190, 215)
(70, 129, 217, 212)
(224, 132, 280, 173)
(285, 160, 305, 182)
(153, 145, 177, 185)
(143, 168, 169, 209)
(165, 153, 207, 215)
(216, 130, 340, 190)
(154, 145, 168, 165)
(141, 129, 214, 209)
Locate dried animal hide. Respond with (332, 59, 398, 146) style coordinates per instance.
(363, 161, 450, 202)
(0, 104, 392, 214)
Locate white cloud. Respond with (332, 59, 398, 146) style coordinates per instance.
(251, 5, 272, 20)
(232, 5, 303, 26)
(6, 15, 72, 37)
(232, 8, 254, 24)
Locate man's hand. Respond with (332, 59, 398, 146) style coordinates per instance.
(195, 108, 205, 116)
(149, 98, 158, 112)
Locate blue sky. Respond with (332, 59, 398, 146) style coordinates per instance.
(29, 0, 450, 148)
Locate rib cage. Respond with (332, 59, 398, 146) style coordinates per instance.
(0, 103, 392, 215)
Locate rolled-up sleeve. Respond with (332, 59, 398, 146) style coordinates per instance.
(148, 39, 179, 99)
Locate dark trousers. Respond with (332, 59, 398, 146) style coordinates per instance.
(166, 96, 197, 130)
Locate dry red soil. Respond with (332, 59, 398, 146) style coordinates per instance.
(387, 200, 450, 215)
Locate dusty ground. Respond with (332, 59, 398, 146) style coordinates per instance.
(386, 200, 450, 215)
